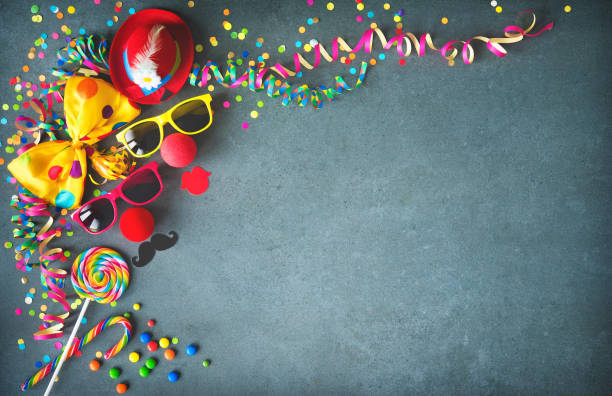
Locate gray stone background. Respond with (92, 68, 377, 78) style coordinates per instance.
(0, 0, 610, 395)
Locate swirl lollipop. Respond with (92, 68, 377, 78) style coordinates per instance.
(43, 247, 129, 396)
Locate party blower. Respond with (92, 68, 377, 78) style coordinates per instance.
(39, 247, 130, 396)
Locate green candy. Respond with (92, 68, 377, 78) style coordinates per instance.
(145, 358, 156, 369)
(109, 367, 121, 379)
(139, 366, 150, 377)
(202, 360, 211, 367)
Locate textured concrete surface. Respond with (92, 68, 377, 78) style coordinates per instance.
(0, 0, 611, 395)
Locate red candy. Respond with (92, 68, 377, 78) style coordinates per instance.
(147, 319, 155, 327)
(147, 341, 158, 352)
(119, 207, 155, 242)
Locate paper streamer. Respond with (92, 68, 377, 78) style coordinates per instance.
(10, 186, 69, 339)
(190, 60, 367, 108)
(189, 10, 552, 108)
(20, 316, 132, 390)
(52, 34, 109, 79)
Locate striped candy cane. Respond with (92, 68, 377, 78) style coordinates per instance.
(21, 316, 132, 391)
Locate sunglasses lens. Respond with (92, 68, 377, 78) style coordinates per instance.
(121, 168, 162, 204)
(78, 198, 115, 233)
(171, 99, 211, 133)
(123, 121, 161, 156)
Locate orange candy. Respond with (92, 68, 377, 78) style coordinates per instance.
(164, 349, 175, 360)
(89, 360, 101, 371)
(116, 383, 128, 394)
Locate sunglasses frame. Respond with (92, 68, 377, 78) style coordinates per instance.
(71, 162, 163, 235)
(116, 94, 213, 158)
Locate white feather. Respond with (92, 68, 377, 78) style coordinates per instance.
(131, 24, 165, 88)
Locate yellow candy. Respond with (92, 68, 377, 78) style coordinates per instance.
(129, 352, 140, 362)
(158, 337, 170, 349)
(133, 303, 141, 311)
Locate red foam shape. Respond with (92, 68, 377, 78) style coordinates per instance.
(181, 166, 211, 195)
(119, 207, 155, 242)
(160, 133, 197, 168)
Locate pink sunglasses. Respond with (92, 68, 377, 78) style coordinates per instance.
(71, 162, 163, 235)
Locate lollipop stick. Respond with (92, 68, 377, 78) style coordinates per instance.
(43, 298, 90, 396)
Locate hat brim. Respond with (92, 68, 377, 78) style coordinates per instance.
(109, 9, 194, 105)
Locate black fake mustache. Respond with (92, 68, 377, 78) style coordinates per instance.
(132, 231, 179, 267)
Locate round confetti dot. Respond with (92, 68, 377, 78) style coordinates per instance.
(187, 1, 195, 7)
(356, 15, 363, 22)
(19, 344, 26, 350)
(116, 383, 128, 394)
(223, 8, 230, 15)
(35, 361, 42, 368)
(367, 11, 374, 18)
(43, 355, 51, 363)
(107, 20, 113, 27)
(147, 341, 158, 352)
(57, 12, 63, 19)
(145, 358, 157, 369)
(223, 101, 230, 108)
(185, 344, 197, 356)
(31, 5, 39, 13)
(129, 352, 140, 363)
(25, 297, 32, 304)
(67, 5, 75, 14)
(202, 359, 211, 367)
(241, 123, 249, 130)
(441, 17, 448, 24)
(370, 22, 378, 29)
(384, 3, 390, 10)
(250, 110, 258, 119)
(257, 101, 264, 108)
(95, 351, 103, 358)
(139, 333, 151, 344)
(139, 366, 150, 377)
(490, 0, 497, 6)
(278, 45, 285, 53)
(304, 44, 312, 52)
(17, 338, 24, 345)
(15, 308, 22, 315)
(168, 371, 179, 382)
(172, 337, 179, 345)
(399, 59, 406, 66)
(164, 349, 175, 360)
(54, 342, 62, 349)
(349, 67, 357, 75)
(235, 95, 242, 102)
(5, 241, 13, 248)
(564, 5, 572, 12)
(195, 44, 204, 52)
(89, 360, 100, 371)
(147, 319, 155, 327)
(109, 367, 121, 379)
(41, 304, 47, 312)
(326, 2, 334, 11)
(133, 303, 141, 311)
(356, 3, 364, 11)
(128, 7, 135, 14)
(495, 5, 502, 13)
(295, 40, 302, 47)
(159, 338, 170, 348)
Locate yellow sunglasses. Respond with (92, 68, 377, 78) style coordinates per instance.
(116, 94, 213, 158)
